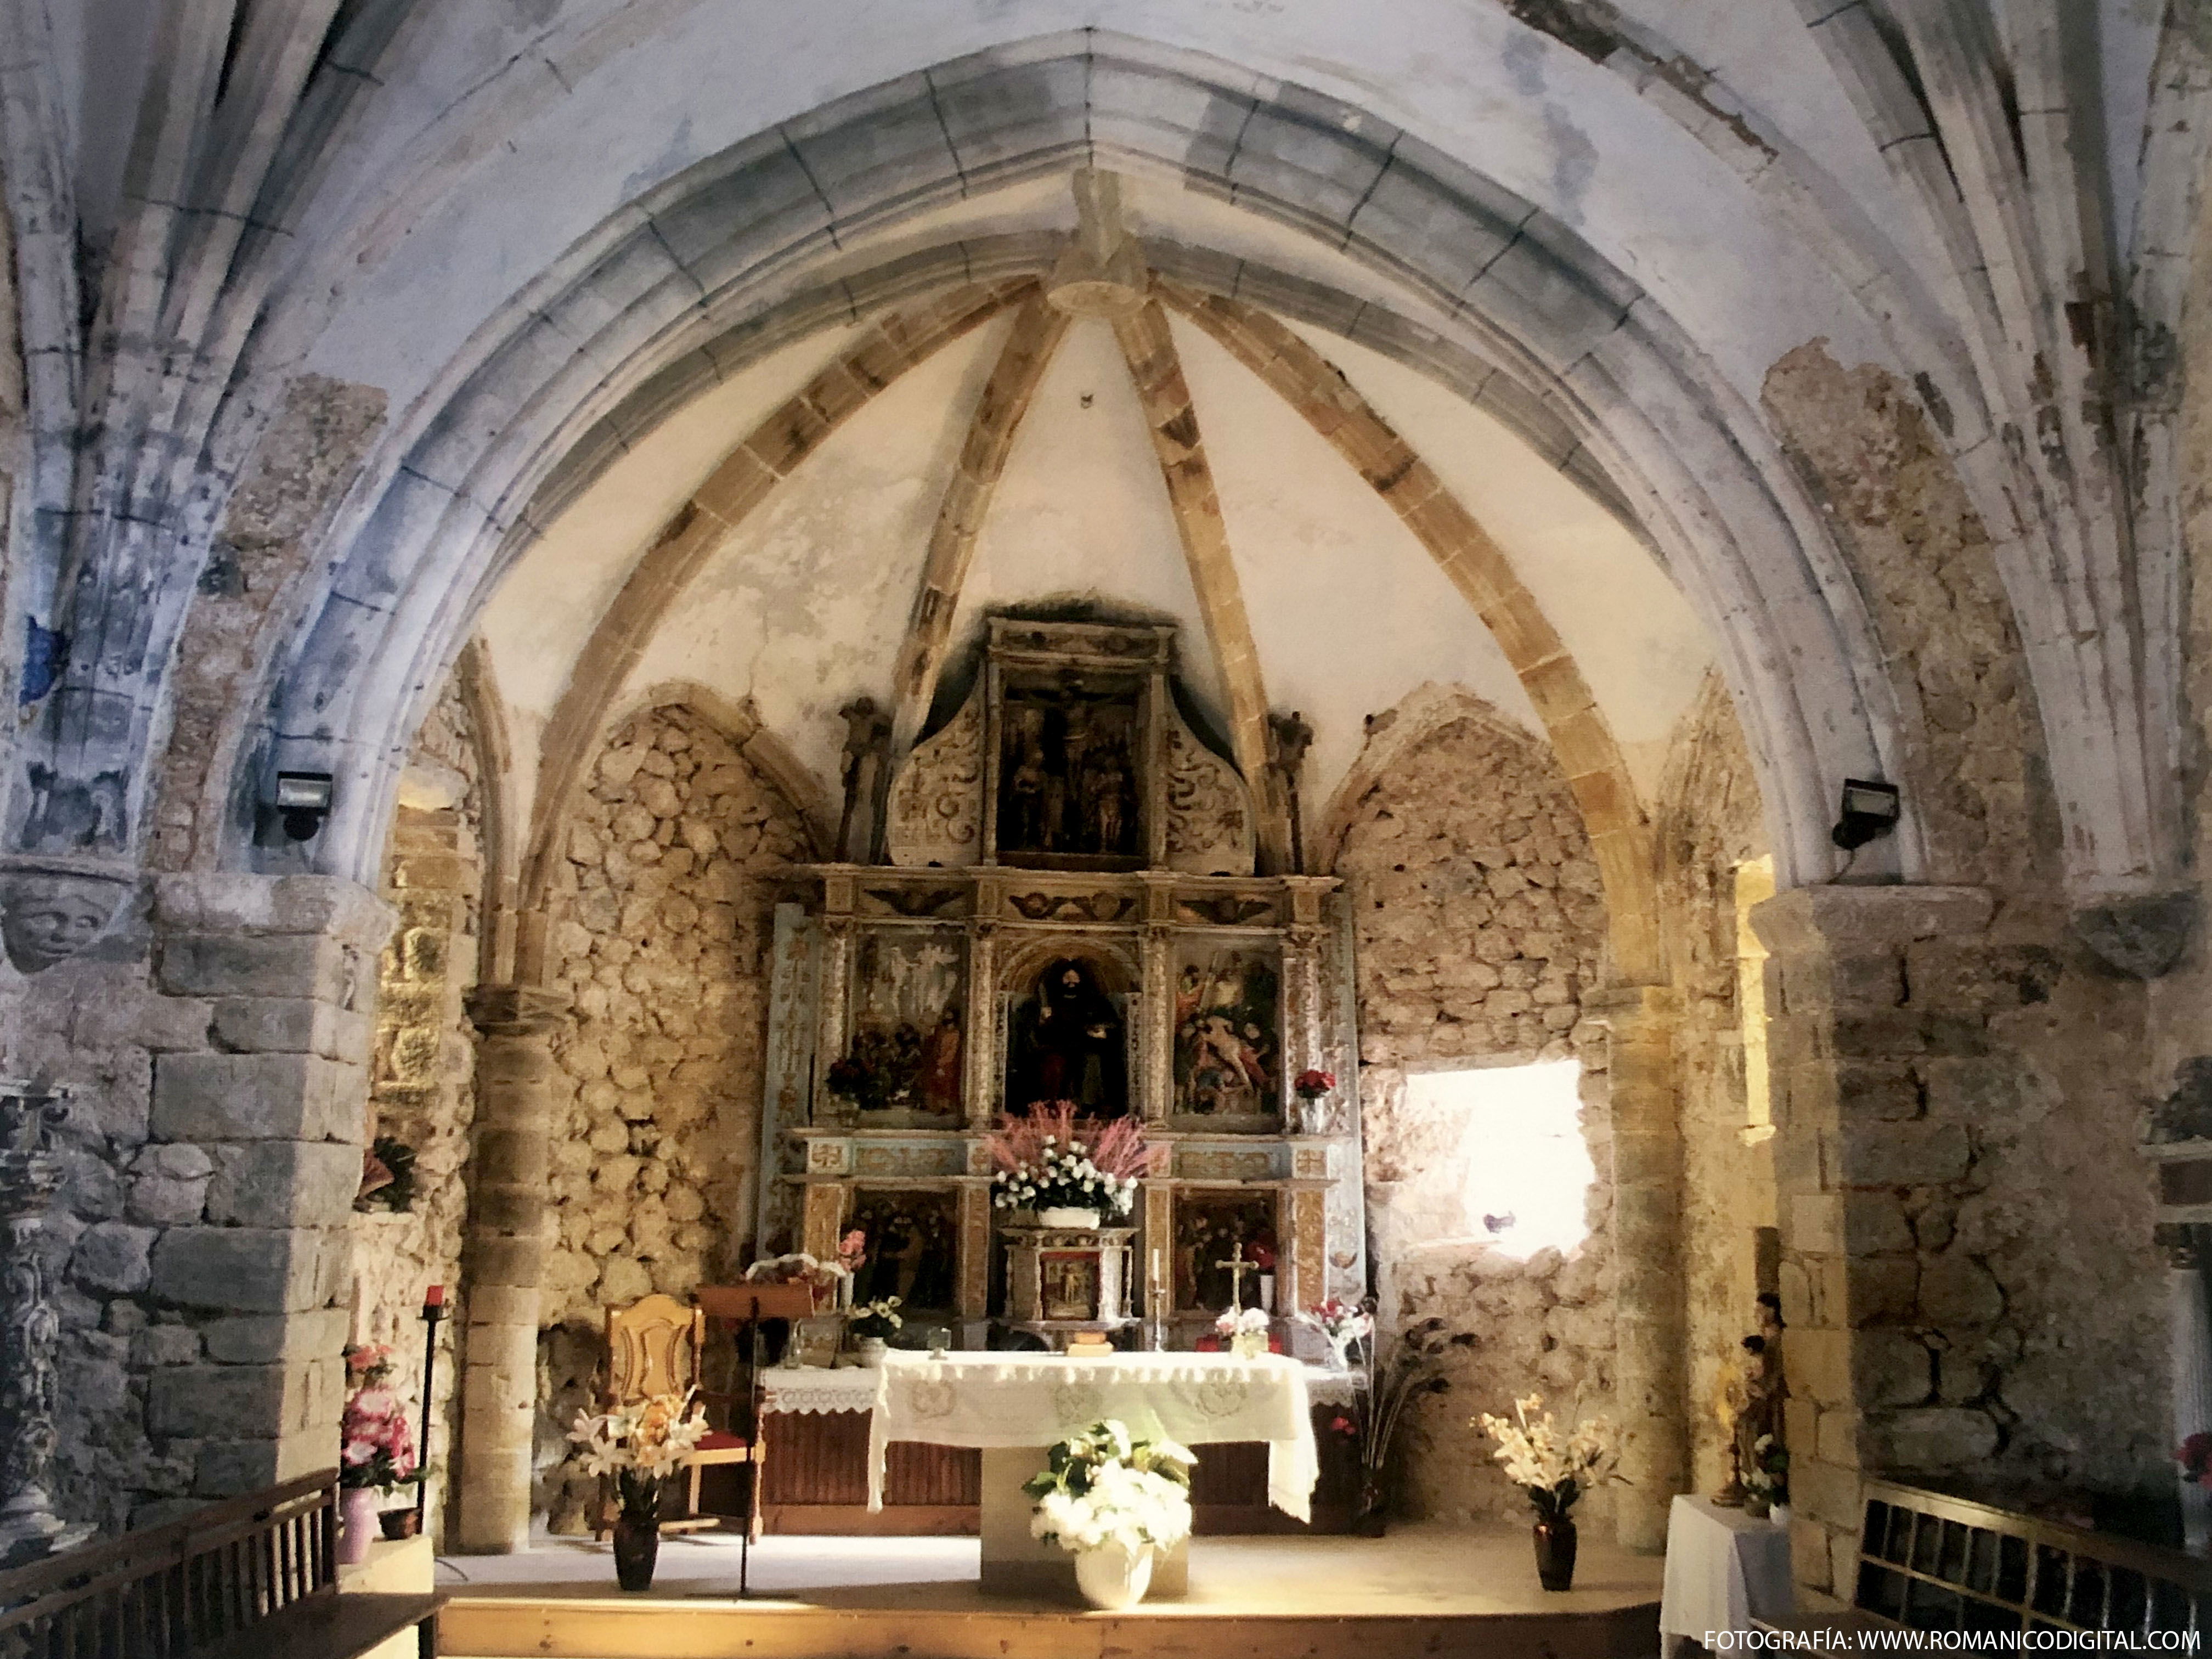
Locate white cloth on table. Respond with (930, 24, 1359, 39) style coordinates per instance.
(863, 1350, 1320, 1521)
(757, 1367, 883, 1414)
(1661, 1493, 1794, 1643)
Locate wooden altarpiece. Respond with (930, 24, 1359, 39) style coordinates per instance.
(756, 618, 1364, 1350)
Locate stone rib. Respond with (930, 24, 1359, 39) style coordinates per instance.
(1109, 297, 1283, 870)
(517, 279, 1031, 919)
(889, 293, 1070, 749)
(1160, 278, 1661, 981)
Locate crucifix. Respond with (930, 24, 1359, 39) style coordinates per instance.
(1215, 1242, 1260, 1311)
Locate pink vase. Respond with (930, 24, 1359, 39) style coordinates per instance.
(338, 1487, 379, 1565)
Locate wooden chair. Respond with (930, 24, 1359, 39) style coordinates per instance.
(595, 1292, 757, 1537)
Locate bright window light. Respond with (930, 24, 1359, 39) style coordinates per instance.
(1404, 1059, 1593, 1260)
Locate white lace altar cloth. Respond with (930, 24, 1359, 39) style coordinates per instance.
(862, 1351, 1320, 1522)
(758, 1361, 1360, 1415)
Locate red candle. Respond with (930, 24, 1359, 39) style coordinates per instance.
(424, 1284, 445, 1308)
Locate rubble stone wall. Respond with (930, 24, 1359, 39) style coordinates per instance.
(1335, 699, 1614, 1523)
(531, 702, 814, 1528)
(349, 680, 486, 1539)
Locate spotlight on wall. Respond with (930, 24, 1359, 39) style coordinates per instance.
(1831, 778, 1901, 851)
(274, 771, 334, 842)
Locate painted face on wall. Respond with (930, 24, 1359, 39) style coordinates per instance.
(1, 876, 121, 972)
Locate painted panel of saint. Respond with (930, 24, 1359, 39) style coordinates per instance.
(996, 687, 1141, 860)
(1173, 1193, 1277, 1312)
(1172, 947, 1280, 1117)
(849, 1188, 958, 1312)
(1006, 957, 1129, 1118)
(829, 930, 966, 1116)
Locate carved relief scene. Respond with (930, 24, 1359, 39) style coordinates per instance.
(847, 1187, 960, 1316)
(1172, 1192, 1279, 1314)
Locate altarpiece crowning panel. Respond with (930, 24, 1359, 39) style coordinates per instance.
(756, 619, 1364, 1350)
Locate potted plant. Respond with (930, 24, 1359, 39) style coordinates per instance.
(986, 1103, 1146, 1228)
(568, 1393, 709, 1592)
(1025, 1419, 1195, 1610)
(848, 1296, 902, 1364)
(338, 1345, 417, 1565)
(1477, 1392, 1624, 1591)
(1214, 1306, 1271, 1358)
(1297, 1297, 1375, 1372)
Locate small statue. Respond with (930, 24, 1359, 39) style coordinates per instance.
(1714, 1293, 1787, 1513)
(1268, 710, 1314, 873)
(836, 697, 892, 862)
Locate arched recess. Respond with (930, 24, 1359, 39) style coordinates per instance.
(238, 36, 1915, 898)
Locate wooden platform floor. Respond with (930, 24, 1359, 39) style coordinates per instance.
(437, 1523, 1663, 1658)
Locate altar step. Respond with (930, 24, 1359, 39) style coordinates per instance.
(437, 1528, 1662, 1659)
(441, 1596, 1660, 1659)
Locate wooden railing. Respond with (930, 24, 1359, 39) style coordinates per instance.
(0, 1470, 336, 1658)
(1854, 1479, 2212, 1635)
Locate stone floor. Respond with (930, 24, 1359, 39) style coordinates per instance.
(437, 1522, 1664, 1657)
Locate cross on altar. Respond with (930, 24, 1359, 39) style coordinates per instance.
(1215, 1242, 1259, 1310)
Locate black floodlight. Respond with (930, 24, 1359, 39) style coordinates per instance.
(274, 771, 334, 841)
(1831, 777, 1900, 851)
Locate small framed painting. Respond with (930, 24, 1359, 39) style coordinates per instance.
(791, 1316, 844, 1369)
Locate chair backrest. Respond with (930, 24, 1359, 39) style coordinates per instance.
(605, 1293, 703, 1406)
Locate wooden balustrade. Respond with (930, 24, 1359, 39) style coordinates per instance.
(0, 1470, 441, 1659)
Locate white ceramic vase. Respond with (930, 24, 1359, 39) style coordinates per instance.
(1039, 1206, 1101, 1229)
(854, 1336, 888, 1367)
(1073, 1540, 1155, 1610)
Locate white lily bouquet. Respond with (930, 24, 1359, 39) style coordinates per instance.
(568, 1392, 710, 1521)
(990, 1137, 1139, 1217)
(1025, 1419, 1195, 1556)
(1476, 1392, 1624, 1524)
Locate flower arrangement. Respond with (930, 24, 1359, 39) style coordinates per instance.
(1343, 1316, 1476, 1534)
(1214, 1305, 1271, 1357)
(987, 1103, 1147, 1218)
(1477, 1392, 1625, 1523)
(1294, 1069, 1336, 1101)
(1025, 1420, 1195, 1556)
(569, 1392, 710, 1519)
(1298, 1297, 1375, 1368)
(850, 1296, 903, 1341)
(837, 1229, 867, 1277)
(1744, 1433, 1787, 1504)
(340, 1345, 418, 1492)
(2180, 1432, 2212, 1489)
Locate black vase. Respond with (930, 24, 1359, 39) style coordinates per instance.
(1352, 1478, 1389, 1538)
(1533, 1516, 1578, 1592)
(612, 1511, 659, 1592)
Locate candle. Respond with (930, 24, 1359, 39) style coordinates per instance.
(424, 1284, 445, 1308)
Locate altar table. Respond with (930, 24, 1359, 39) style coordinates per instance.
(1660, 1494, 1793, 1654)
(863, 1350, 1322, 1522)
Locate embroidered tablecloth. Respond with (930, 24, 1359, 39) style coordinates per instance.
(861, 1351, 1320, 1522)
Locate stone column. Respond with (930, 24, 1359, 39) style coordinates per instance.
(1751, 885, 1997, 1604)
(451, 983, 569, 1554)
(146, 874, 389, 1501)
(1587, 983, 1685, 1552)
(0, 1082, 92, 1564)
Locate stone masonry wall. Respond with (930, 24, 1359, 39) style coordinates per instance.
(0, 875, 387, 1532)
(1657, 673, 1776, 1497)
(348, 679, 485, 1540)
(1335, 701, 1613, 1523)
(532, 703, 812, 1528)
